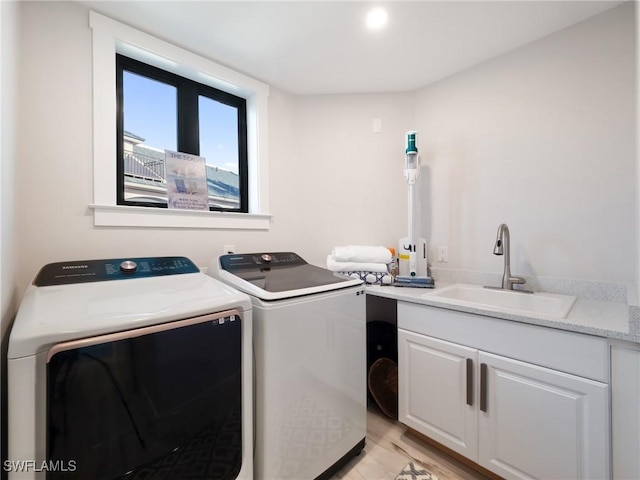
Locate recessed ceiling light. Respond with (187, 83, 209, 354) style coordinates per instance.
(366, 7, 388, 30)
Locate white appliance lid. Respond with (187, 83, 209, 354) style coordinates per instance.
(213, 252, 363, 300)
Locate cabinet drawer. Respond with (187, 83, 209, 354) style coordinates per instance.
(398, 302, 608, 382)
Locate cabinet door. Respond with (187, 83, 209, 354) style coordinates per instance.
(478, 352, 609, 480)
(398, 329, 478, 458)
(611, 341, 640, 480)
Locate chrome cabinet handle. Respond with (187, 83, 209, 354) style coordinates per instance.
(466, 358, 473, 406)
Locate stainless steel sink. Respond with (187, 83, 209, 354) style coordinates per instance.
(424, 283, 576, 319)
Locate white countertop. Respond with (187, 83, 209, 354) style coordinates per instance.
(366, 282, 640, 343)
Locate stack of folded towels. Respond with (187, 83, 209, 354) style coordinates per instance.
(326, 245, 393, 285)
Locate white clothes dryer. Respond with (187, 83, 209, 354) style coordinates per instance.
(208, 252, 366, 480)
(7, 256, 252, 480)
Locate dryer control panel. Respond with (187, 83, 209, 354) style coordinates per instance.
(33, 256, 199, 286)
(220, 252, 306, 271)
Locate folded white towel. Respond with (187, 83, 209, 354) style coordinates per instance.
(332, 245, 392, 264)
(326, 255, 390, 273)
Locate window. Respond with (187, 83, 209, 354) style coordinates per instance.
(116, 54, 248, 212)
(89, 11, 270, 229)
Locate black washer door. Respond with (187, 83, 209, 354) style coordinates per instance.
(47, 313, 242, 480)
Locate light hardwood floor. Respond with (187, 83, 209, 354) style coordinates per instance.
(331, 404, 491, 480)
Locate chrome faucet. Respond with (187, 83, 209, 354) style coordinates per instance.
(492, 223, 528, 291)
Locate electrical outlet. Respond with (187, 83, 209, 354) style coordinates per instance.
(438, 246, 448, 262)
(223, 244, 236, 254)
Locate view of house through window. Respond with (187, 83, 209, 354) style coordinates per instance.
(117, 54, 248, 212)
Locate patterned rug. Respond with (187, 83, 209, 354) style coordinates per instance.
(395, 461, 439, 480)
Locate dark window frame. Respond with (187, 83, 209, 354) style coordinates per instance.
(116, 54, 249, 213)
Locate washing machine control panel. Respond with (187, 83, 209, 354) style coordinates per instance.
(220, 252, 305, 271)
(33, 257, 200, 286)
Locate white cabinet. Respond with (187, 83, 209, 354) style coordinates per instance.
(477, 351, 608, 480)
(398, 302, 610, 480)
(399, 331, 477, 458)
(610, 340, 640, 480)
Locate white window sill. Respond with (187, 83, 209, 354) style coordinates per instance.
(90, 204, 271, 230)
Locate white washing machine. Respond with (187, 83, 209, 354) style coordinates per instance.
(208, 252, 366, 480)
(7, 256, 253, 480)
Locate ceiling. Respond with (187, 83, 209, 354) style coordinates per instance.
(81, 1, 625, 95)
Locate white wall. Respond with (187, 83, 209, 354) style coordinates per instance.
(1, 0, 18, 336)
(1, 0, 20, 469)
(637, 0, 640, 301)
(10, 1, 638, 295)
(14, 1, 413, 292)
(288, 93, 414, 266)
(415, 2, 636, 283)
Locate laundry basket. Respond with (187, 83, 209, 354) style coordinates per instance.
(366, 320, 398, 419)
(367, 357, 398, 419)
